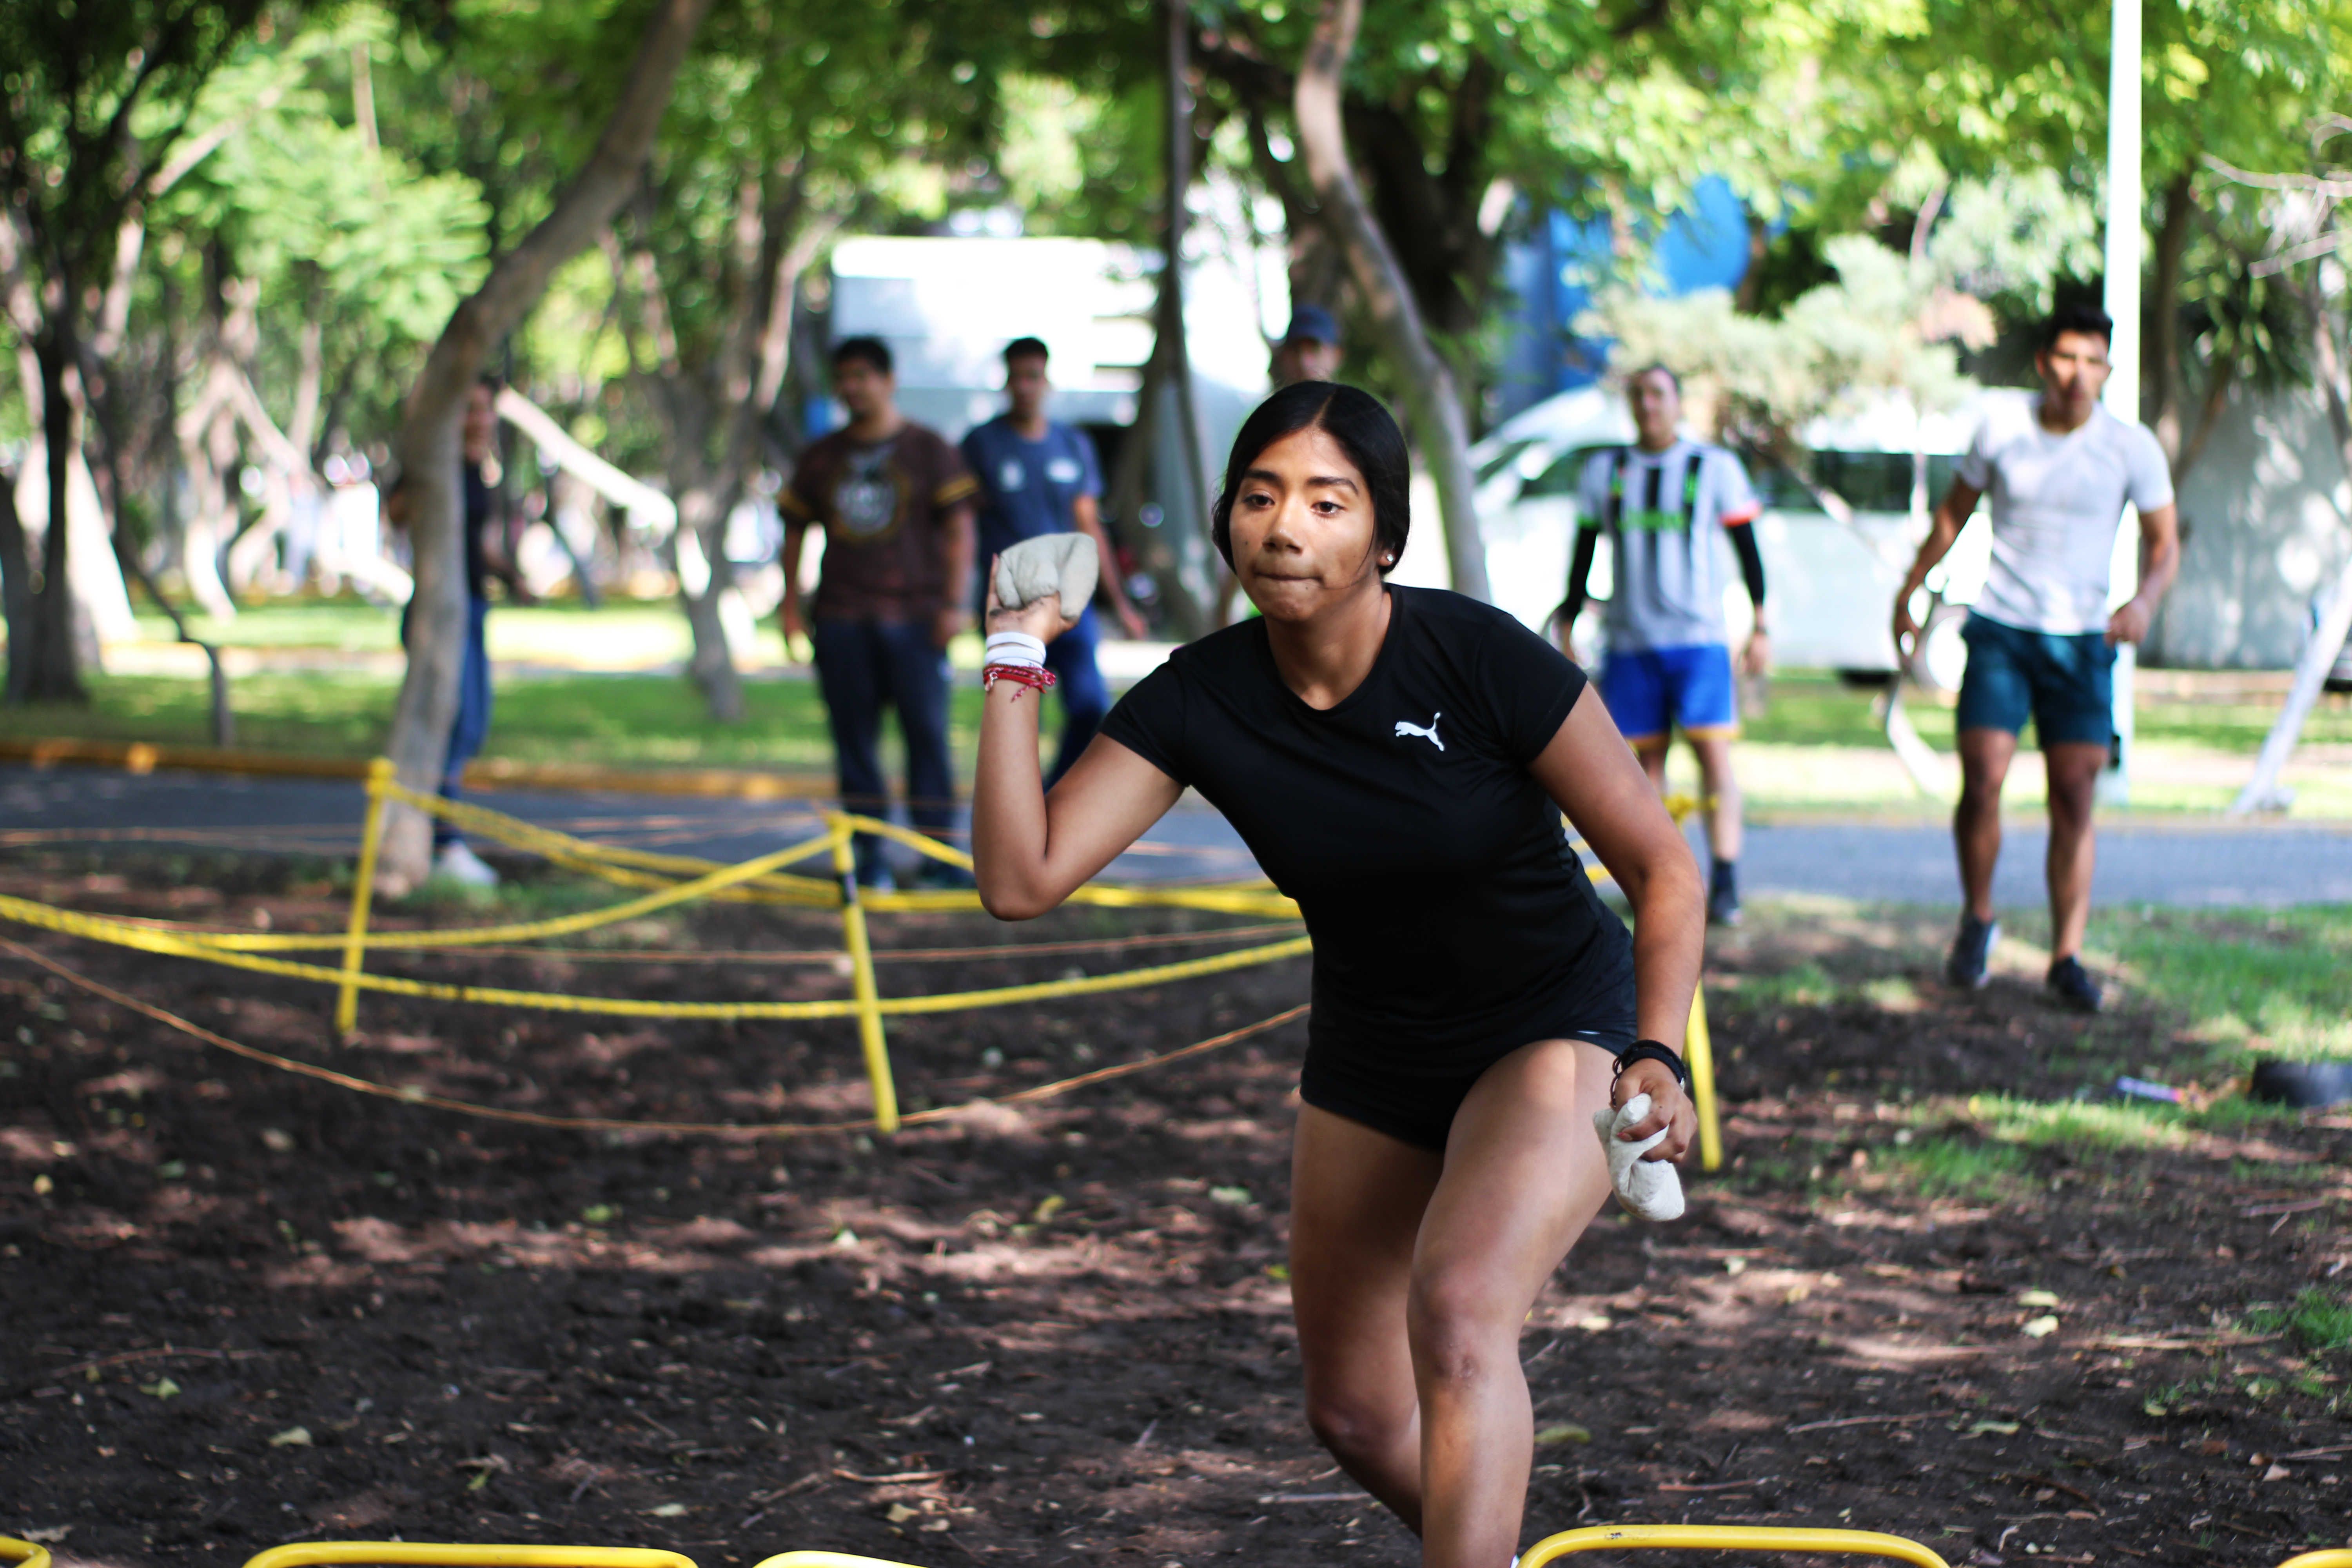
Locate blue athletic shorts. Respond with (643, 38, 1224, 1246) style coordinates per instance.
(1598, 642, 1738, 746)
(1956, 614, 2116, 747)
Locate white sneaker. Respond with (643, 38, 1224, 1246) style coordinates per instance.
(434, 841, 500, 887)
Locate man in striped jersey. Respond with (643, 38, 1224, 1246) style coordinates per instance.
(1557, 364, 1769, 926)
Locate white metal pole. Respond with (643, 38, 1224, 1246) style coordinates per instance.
(2098, 0, 2143, 805)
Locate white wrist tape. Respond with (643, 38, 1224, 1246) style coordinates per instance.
(984, 631, 1047, 669)
(1592, 1093, 1685, 1222)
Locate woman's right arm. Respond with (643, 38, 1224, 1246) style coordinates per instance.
(972, 594, 1183, 920)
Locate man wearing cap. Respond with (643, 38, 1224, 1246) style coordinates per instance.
(1270, 305, 1344, 388)
(962, 337, 1148, 785)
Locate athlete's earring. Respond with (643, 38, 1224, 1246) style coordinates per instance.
(1380, 552, 1394, 565)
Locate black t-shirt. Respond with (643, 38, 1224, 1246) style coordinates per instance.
(1101, 586, 1635, 1074)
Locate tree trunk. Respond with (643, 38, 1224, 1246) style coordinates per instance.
(25, 314, 91, 702)
(1292, 0, 1490, 601)
(375, 0, 713, 894)
(2147, 170, 2194, 470)
(1148, 0, 1220, 637)
(0, 466, 29, 705)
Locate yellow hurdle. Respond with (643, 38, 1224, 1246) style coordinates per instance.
(1, 1535, 54, 1568)
(336, 757, 394, 1036)
(241, 1546, 696, 1568)
(829, 813, 899, 1134)
(2277, 1553, 2352, 1568)
(751, 1555, 927, 1568)
(1521, 1523, 1949, 1567)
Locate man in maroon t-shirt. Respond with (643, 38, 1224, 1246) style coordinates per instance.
(780, 337, 979, 888)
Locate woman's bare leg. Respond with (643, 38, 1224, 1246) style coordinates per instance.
(1411, 1039, 1617, 1568)
(1288, 1105, 1445, 1529)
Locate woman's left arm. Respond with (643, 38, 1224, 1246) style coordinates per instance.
(1526, 687, 1707, 1154)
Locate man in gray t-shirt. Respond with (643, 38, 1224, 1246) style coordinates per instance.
(1893, 305, 2180, 1012)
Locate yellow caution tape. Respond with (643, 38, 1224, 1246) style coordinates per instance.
(0, 889, 1309, 1020)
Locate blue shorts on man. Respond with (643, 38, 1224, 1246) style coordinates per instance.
(1954, 615, 2115, 747)
(1598, 642, 1739, 748)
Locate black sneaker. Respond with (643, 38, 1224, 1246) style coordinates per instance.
(2046, 955, 2104, 1013)
(1708, 884, 1744, 927)
(1946, 914, 1998, 989)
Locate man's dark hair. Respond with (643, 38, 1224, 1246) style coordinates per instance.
(1210, 381, 1408, 575)
(1004, 336, 1050, 366)
(2042, 304, 2114, 351)
(474, 373, 503, 394)
(832, 336, 893, 375)
(1627, 361, 1681, 394)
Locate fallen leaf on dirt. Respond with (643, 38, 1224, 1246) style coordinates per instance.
(1031, 1194, 1065, 1222)
(269, 1426, 313, 1447)
(1962, 1420, 2020, 1437)
(1724, 1257, 1747, 1276)
(648, 1503, 689, 1517)
(918, 1519, 952, 1532)
(19, 1528, 70, 1544)
(1535, 1423, 1593, 1445)
(886, 1503, 920, 1523)
(2022, 1315, 2060, 1338)
(581, 1204, 618, 1225)
(2018, 1289, 2060, 1308)
(259, 1128, 294, 1152)
(1578, 1315, 1612, 1332)
(1209, 1185, 1252, 1207)
(138, 1377, 179, 1399)
(2264, 1463, 2293, 1481)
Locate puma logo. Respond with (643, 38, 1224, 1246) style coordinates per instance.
(1394, 712, 1445, 751)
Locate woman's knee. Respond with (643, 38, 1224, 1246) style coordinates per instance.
(1305, 1387, 1411, 1460)
(1406, 1265, 1519, 1386)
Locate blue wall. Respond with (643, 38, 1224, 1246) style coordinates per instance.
(1492, 175, 1754, 422)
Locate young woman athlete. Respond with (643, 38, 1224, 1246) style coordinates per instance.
(971, 383, 1705, 1568)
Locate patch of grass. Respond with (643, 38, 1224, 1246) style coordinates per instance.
(1720, 960, 1841, 1010)
(1963, 1094, 2191, 1154)
(2246, 1289, 2352, 1355)
(2090, 906, 2352, 1064)
(0, 670, 992, 776)
(1883, 1134, 2032, 1201)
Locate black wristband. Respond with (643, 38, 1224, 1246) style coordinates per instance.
(1613, 1040, 1690, 1094)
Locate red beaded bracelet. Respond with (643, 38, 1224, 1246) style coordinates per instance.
(983, 662, 1058, 698)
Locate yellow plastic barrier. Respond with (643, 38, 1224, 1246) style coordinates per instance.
(242, 1546, 695, 1568)
(1522, 1523, 1949, 1567)
(2, 1536, 54, 1568)
(2278, 1554, 2352, 1568)
(753, 1555, 925, 1568)
(3, 761, 1725, 1161)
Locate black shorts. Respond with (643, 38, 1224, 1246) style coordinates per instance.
(1299, 1017, 1637, 1151)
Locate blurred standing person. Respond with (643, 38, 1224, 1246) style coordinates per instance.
(780, 337, 979, 890)
(1270, 304, 1345, 388)
(1557, 364, 1768, 926)
(962, 338, 1147, 786)
(1893, 305, 2179, 1011)
(386, 376, 529, 888)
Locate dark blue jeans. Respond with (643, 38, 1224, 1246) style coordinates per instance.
(812, 616, 955, 882)
(1044, 606, 1111, 786)
(400, 594, 493, 849)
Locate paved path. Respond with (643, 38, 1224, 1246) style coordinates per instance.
(7, 764, 2352, 907)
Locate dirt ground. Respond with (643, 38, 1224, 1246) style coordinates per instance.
(4, 849, 2351, 1568)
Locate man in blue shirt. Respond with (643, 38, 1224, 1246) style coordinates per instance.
(961, 337, 1147, 782)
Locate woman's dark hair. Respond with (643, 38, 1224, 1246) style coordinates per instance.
(1210, 381, 1409, 574)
